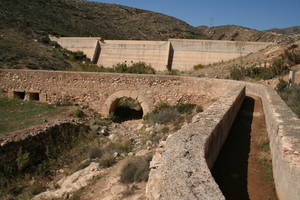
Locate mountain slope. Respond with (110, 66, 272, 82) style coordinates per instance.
(267, 26, 300, 35)
(0, 0, 207, 40)
(197, 25, 300, 43)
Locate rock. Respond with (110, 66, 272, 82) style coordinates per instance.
(113, 152, 119, 158)
(146, 140, 153, 147)
(110, 184, 127, 196)
(108, 134, 116, 141)
(136, 124, 144, 131)
(145, 127, 153, 132)
(32, 162, 102, 200)
(136, 149, 150, 156)
(128, 152, 134, 156)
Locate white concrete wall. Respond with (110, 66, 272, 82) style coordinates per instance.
(97, 40, 170, 71)
(169, 39, 272, 71)
(50, 37, 100, 62)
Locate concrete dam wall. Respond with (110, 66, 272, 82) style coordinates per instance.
(50, 37, 271, 71)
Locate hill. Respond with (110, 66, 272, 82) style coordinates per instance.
(197, 25, 300, 43)
(267, 26, 300, 35)
(0, 0, 208, 70)
(0, 0, 299, 70)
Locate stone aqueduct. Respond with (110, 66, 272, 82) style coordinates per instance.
(0, 69, 300, 199)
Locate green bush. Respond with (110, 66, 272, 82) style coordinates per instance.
(113, 62, 156, 74)
(144, 103, 201, 124)
(193, 64, 205, 70)
(276, 79, 288, 92)
(74, 108, 84, 118)
(229, 63, 290, 81)
(176, 103, 197, 114)
(120, 155, 152, 184)
(127, 62, 156, 74)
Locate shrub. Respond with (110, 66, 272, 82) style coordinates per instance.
(229, 63, 290, 81)
(99, 152, 116, 168)
(276, 79, 288, 92)
(88, 147, 103, 159)
(127, 62, 156, 74)
(113, 63, 128, 73)
(168, 69, 180, 76)
(193, 64, 205, 70)
(144, 103, 201, 124)
(144, 107, 180, 124)
(74, 108, 84, 118)
(28, 183, 46, 195)
(176, 103, 196, 114)
(120, 155, 152, 184)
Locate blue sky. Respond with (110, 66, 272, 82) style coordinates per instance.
(92, 0, 300, 30)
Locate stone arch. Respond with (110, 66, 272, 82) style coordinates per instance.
(101, 90, 154, 117)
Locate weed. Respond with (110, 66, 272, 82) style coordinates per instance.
(74, 108, 84, 118)
(193, 64, 205, 70)
(88, 147, 103, 159)
(120, 154, 153, 184)
(99, 152, 116, 168)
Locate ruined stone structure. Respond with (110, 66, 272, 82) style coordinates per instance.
(50, 37, 272, 71)
(0, 69, 299, 200)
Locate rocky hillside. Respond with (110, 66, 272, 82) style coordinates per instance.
(197, 25, 300, 43)
(0, 0, 206, 40)
(268, 26, 300, 35)
(0, 0, 299, 70)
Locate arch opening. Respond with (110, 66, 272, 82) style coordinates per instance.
(110, 97, 143, 123)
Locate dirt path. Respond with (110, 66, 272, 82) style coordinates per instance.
(212, 96, 277, 200)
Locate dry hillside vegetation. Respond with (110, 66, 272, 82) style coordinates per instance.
(0, 0, 299, 70)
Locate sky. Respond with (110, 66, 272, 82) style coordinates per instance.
(92, 0, 300, 30)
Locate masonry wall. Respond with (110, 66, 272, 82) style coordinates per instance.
(0, 70, 237, 116)
(97, 40, 170, 71)
(169, 39, 271, 71)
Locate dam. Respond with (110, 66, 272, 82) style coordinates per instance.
(50, 37, 272, 71)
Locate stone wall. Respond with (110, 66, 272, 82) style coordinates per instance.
(50, 37, 271, 71)
(0, 70, 237, 117)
